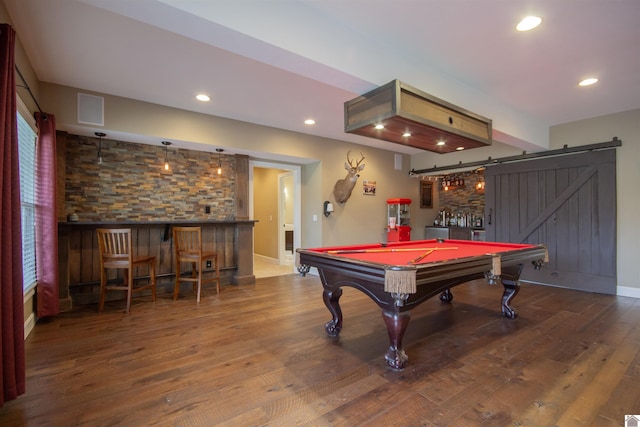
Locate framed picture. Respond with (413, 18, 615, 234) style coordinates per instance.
(420, 181, 433, 208)
(363, 180, 376, 195)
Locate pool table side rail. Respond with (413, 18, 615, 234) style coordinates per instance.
(297, 251, 389, 283)
(297, 244, 548, 294)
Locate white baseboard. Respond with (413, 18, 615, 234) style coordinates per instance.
(253, 253, 279, 264)
(617, 286, 640, 299)
(23, 286, 36, 339)
(24, 312, 35, 338)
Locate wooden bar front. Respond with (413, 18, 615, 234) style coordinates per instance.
(58, 220, 256, 308)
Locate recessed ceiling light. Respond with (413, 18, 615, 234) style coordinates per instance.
(402, 132, 411, 137)
(196, 94, 210, 102)
(374, 124, 384, 130)
(578, 77, 599, 87)
(304, 119, 316, 125)
(516, 16, 542, 31)
(456, 147, 465, 151)
(436, 141, 446, 146)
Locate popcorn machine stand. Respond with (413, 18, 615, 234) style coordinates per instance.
(387, 198, 411, 242)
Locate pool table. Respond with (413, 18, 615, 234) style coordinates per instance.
(296, 239, 547, 369)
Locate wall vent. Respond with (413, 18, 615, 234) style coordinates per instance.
(394, 153, 403, 170)
(77, 93, 104, 126)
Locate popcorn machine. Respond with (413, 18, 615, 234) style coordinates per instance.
(386, 198, 411, 242)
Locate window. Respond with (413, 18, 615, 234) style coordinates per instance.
(17, 98, 37, 292)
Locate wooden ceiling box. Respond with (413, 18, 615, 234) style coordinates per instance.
(344, 80, 492, 153)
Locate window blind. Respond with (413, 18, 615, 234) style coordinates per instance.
(18, 109, 37, 291)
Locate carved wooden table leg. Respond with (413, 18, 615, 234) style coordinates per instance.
(322, 287, 343, 336)
(382, 310, 410, 369)
(500, 278, 520, 319)
(499, 265, 524, 319)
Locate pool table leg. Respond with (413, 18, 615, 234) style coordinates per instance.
(439, 288, 454, 303)
(322, 287, 343, 336)
(297, 264, 311, 276)
(382, 310, 410, 370)
(500, 265, 524, 319)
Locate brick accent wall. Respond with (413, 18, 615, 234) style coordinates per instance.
(62, 133, 236, 221)
(437, 171, 485, 219)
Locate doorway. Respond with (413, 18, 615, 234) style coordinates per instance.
(250, 161, 301, 276)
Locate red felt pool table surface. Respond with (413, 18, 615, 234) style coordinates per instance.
(306, 239, 536, 266)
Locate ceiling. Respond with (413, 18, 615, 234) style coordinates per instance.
(5, 0, 640, 156)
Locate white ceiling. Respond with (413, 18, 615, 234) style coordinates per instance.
(5, 0, 640, 156)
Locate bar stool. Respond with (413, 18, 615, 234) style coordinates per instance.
(96, 228, 157, 314)
(172, 226, 220, 302)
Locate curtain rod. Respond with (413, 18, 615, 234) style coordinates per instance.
(409, 137, 622, 176)
(15, 65, 43, 114)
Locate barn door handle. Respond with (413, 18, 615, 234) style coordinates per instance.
(488, 209, 492, 225)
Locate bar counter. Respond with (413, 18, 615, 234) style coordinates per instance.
(58, 219, 257, 310)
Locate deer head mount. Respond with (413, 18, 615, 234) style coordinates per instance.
(333, 151, 365, 204)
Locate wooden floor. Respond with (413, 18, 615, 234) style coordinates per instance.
(2, 274, 640, 426)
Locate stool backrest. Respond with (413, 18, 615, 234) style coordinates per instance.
(173, 227, 203, 260)
(96, 228, 133, 269)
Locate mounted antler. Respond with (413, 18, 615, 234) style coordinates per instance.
(333, 150, 366, 204)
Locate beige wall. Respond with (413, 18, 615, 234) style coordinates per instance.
(320, 149, 420, 246)
(1, 3, 40, 115)
(39, 83, 423, 249)
(301, 160, 322, 247)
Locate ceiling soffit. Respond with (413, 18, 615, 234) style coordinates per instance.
(345, 80, 493, 154)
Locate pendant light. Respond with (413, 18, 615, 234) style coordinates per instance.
(161, 141, 172, 170)
(216, 148, 224, 175)
(95, 132, 106, 164)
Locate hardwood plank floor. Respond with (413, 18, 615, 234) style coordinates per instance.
(2, 274, 639, 426)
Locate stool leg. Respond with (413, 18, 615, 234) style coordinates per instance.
(191, 262, 197, 294)
(173, 260, 181, 301)
(98, 268, 107, 312)
(150, 258, 157, 302)
(215, 254, 220, 295)
(125, 269, 133, 314)
(196, 262, 202, 303)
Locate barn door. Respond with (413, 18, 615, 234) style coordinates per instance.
(484, 149, 616, 294)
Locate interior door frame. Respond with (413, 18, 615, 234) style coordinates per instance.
(249, 160, 301, 272)
(278, 171, 294, 265)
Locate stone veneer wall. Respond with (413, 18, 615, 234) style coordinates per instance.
(63, 133, 236, 221)
(437, 171, 485, 219)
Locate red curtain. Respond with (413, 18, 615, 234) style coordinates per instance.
(35, 112, 59, 317)
(0, 23, 26, 406)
